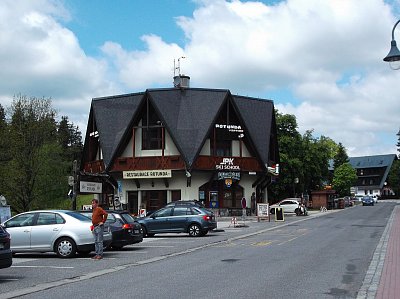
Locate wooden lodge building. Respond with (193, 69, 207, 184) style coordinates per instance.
(80, 76, 280, 216)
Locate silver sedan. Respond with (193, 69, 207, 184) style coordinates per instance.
(1, 210, 112, 258)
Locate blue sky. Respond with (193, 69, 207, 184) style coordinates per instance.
(63, 0, 196, 55)
(0, 0, 399, 157)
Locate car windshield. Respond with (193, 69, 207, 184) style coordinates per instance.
(64, 211, 92, 222)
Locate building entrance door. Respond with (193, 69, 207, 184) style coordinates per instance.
(127, 191, 138, 215)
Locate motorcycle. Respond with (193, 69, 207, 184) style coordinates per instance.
(295, 204, 308, 216)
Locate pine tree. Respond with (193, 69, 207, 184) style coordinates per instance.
(333, 142, 349, 170)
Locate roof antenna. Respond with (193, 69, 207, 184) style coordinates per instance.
(173, 56, 190, 88)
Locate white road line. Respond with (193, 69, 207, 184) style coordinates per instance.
(11, 258, 38, 264)
(11, 266, 74, 269)
(140, 245, 174, 248)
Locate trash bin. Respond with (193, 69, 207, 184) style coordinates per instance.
(338, 198, 345, 209)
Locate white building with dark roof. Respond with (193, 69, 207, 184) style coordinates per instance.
(349, 154, 397, 197)
(81, 77, 280, 216)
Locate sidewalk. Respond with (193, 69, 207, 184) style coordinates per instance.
(375, 205, 400, 299)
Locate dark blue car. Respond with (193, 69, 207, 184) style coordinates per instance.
(361, 196, 374, 206)
(138, 205, 217, 237)
(0, 225, 12, 269)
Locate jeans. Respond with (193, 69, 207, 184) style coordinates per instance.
(93, 225, 104, 256)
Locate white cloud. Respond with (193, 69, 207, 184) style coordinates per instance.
(0, 0, 399, 157)
(0, 0, 116, 131)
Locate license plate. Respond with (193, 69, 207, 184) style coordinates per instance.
(134, 230, 140, 234)
(0, 243, 4, 249)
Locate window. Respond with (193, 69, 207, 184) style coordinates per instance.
(37, 213, 64, 225)
(142, 106, 163, 150)
(5, 213, 36, 228)
(173, 207, 190, 216)
(211, 139, 232, 156)
(154, 208, 173, 218)
(142, 127, 163, 150)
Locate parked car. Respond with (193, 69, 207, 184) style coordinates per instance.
(78, 210, 143, 249)
(0, 225, 12, 269)
(165, 200, 205, 208)
(270, 198, 301, 214)
(1, 210, 112, 258)
(355, 195, 364, 202)
(137, 205, 217, 237)
(361, 196, 374, 206)
(344, 196, 354, 207)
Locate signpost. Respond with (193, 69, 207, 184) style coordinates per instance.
(274, 207, 285, 222)
(257, 203, 269, 222)
(80, 181, 102, 193)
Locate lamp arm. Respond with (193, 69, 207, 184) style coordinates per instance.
(391, 19, 400, 41)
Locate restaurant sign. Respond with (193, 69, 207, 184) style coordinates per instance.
(123, 170, 172, 179)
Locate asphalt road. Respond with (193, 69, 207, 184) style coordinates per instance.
(0, 202, 396, 299)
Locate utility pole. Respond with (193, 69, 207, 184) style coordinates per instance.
(72, 160, 78, 210)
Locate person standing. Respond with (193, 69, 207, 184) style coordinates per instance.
(241, 197, 247, 220)
(91, 199, 108, 260)
(251, 192, 256, 215)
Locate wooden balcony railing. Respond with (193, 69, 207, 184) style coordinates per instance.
(84, 155, 262, 173)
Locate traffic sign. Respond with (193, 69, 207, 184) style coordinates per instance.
(68, 176, 74, 186)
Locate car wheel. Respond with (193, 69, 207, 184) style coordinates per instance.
(141, 225, 147, 237)
(55, 237, 76, 258)
(188, 224, 202, 237)
(141, 225, 155, 237)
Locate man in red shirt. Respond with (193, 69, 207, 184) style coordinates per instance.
(91, 199, 108, 260)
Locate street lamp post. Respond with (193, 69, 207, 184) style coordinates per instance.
(383, 19, 400, 70)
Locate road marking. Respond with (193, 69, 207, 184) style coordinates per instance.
(12, 266, 74, 269)
(12, 258, 38, 264)
(251, 241, 273, 247)
(277, 231, 308, 245)
(141, 245, 174, 248)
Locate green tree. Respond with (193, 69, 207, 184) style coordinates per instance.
(387, 159, 400, 196)
(0, 95, 78, 212)
(333, 142, 349, 169)
(269, 111, 303, 201)
(397, 129, 400, 158)
(332, 163, 357, 196)
(58, 116, 83, 163)
(301, 131, 332, 194)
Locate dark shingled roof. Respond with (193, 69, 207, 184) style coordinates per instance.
(148, 88, 228, 166)
(232, 95, 274, 165)
(349, 154, 396, 168)
(86, 88, 278, 171)
(92, 93, 144, 168)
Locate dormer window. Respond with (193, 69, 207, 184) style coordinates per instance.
(142, 105, 164, 150)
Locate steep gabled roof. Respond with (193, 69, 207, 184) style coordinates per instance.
(92, 93, 144, 168)
(349, 154, 397, 189)
(349, 154, 396, 168)
(232, 95, 274, 165)
(84, 87, 279, 172)
(148, 88, 228, 167)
